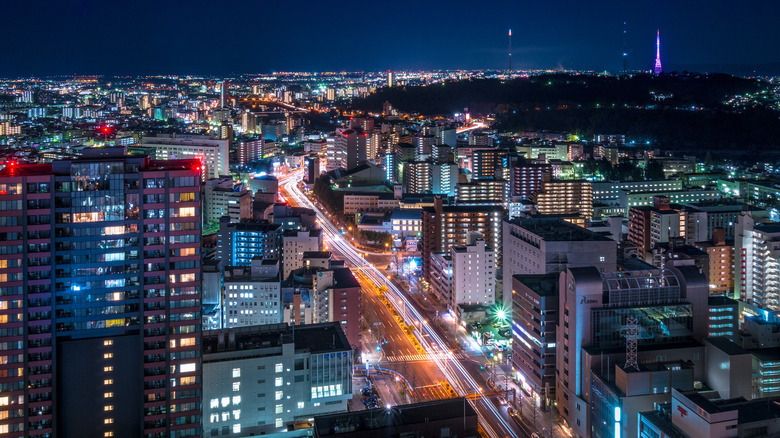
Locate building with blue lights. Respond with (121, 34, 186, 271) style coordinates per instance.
(0, 147, 203, 437)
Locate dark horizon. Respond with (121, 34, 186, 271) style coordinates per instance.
(2, 1, 780, 77)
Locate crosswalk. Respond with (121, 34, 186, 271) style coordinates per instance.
(382, 352, 465, 362)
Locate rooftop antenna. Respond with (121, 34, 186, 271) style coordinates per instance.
(508, 29, 512, 72)
(625, 313, 640, 371)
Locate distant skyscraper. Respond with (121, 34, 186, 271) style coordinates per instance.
(654, 29, 663, 74)
(387, 71, 394, 88)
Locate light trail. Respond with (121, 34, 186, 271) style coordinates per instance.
(282, 170, 521, 438)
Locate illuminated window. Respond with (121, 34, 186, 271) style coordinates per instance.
(104, 392, 113, 398)
(181, 273, 196, 283)
(210, 398, 219, 409)
(104, 379, 113, 385)
(275, 418, 283, 428)
(232, 368, 241, 378)
(275, 404, 283, 414)
(104, 432, 114, 437)
(180, 247, 196, 257)
(180, 363, 196, 373)
(233, 424, 241, 434)
(104, 418, 113, 425)
(275, 391, 283, 401)
(297, 401, 304, 409)
(232, 396, 241, 405)
(103, 353, 113, 359)
(0, 396, 8, 406)
(275, 363, 283, 373)
(221, 397, 230, 407)
(275, 377, 283, 387)
(104, 405, 114, 411)
(179, 207, 196, 217)
(232, 381, 240, 392)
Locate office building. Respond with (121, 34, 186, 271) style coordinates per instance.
(0, 148, 202, 437)
(511, 273, 558, 404)
(390, 208, 422, 238)
(141, 133, 229, 178)
(224, 259, 282, 327)
(532, 177, 593, 220)
(556, 265, 708, 438)
(592, 179, 682, 208)
(202, 323, 352, 437)
(203, 176, 252, 225)
(619, 188, 721, 213)
(282, 229, 322, 280)
(332, 129, 367, 171)
(502, 217, 617, 310)
(421, 197, 504, 282)
(304, 155, 320, 185)
(450, 236, 496, 308)
(638, 390, 780, 438)
(216, 217, 281, 267)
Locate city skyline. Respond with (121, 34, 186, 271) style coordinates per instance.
(2, 1, 780, 76)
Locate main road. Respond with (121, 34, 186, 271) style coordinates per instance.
(279, 171, 528, 438)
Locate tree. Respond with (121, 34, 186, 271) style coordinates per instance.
(644, 159, 666, 180)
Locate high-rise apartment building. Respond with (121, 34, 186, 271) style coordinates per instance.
(216, 218, 281, 267)
(421, 197, 504, 281)
(511, 163, 551, 199)
(532, 177, 593, 220)
(455, 179, 507, 206)
(0, 148, 203, 437)
(304, 155, 321, 185)
(450, 237, 496, 308)
(402, 161, 431, 194)
(735, 213, 780, 310)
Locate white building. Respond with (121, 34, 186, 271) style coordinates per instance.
(224, 259, 282, 328)
(736, 213, 780, 312)
(282, 229, 322, 280)
(450, 236, 496, 308)
(141, 133, 229, 178)
(502, 217, 617, 311)
(202, 323, 352, 437)
(203, 176, 252, 225)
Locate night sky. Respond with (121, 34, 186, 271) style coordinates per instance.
(3, 0, 780, 76)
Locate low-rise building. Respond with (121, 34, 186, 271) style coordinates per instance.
(202, 323, 353, 437)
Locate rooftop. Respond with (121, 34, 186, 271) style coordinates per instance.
(513, 273, 559, 297)
(313, 398, 477, 437)
(507, 217, 611, 242)
(705, 337, 750, 356)
(202, 322, 350, 357)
